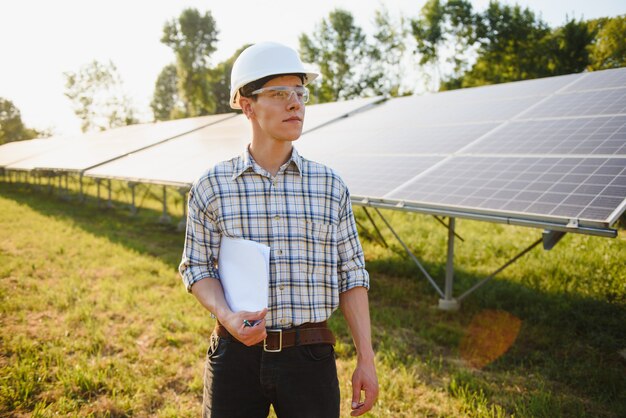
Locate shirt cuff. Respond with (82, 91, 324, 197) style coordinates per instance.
(339, 269, 370, 293)
(181, 265, 220, 293)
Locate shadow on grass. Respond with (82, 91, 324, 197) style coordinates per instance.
(2, 182, 625, 417)
(363, 249, 626, 417)
(0, 182, 184, 270)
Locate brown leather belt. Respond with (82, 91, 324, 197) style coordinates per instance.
(214, 321, 335, 352)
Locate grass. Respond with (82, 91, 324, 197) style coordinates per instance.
(1, 179, 625, 417)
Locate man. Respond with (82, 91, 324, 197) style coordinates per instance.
(179, 42, 378, 418)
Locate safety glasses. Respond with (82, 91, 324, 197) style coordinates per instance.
(250, 85, 310, 104)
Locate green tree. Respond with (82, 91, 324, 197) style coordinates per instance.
(64, 60, 137, 132)
(207, 44, 251, 115)
(460, 1, 552, 87)
(161, 8, 219, 116)
(411, 0, 478, 90)
(549, 17, 594, 75)
(0, 98, 41, 144)
(371, 6, 411, 97)
(587, 15, 626, 70)
(299, 9, 382, 102)
(151, 63, 184, 121)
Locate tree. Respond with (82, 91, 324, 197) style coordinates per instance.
(550, 17, 594, 75)
(161, 8, 219, 116)
(459, 1, 552, 87)
(207, 44, 252, 115)
(0, 98, 46, 144)
(587, 15, 626, 70)
(64, 60, 137, 132)
(411, 0, 477, 90)
(299, 9, 382, 103)
(370, 6, 411, 97)
(151, 64, 184, 121)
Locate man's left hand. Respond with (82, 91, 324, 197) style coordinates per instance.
(350, 357, 378, 416)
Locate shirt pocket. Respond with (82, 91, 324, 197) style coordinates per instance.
(296, 220, 338, 274)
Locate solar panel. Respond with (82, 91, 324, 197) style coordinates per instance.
(308, 154, 444, 197)
(562, 69, 626, 92)
(386, 156, 626, 226)
(522, 88, 626, 119)
(84, 98, 382, 186)
(6, 114, 233, 172)
(0, 136, 73, 168)
(465, 115, 626, 155)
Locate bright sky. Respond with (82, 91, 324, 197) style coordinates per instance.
(1, 0, 624, 136)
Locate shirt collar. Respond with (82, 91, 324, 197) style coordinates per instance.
(232, 146, 303, 180)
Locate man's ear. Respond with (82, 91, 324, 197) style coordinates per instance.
(239, 98, 255, 119)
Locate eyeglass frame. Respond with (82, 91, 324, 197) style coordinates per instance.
(249, 85, 310, 104)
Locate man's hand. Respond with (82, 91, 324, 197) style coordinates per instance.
(350, 357, 378, 416)
(221, 308, 268, 346)
(190, 279, 268, 346)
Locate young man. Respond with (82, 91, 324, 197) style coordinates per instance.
(179, 42, 378, 418)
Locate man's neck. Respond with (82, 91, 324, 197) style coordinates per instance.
(249, 140, 293, 177)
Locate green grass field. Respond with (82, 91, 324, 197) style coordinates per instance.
(1, 180, 625, 417)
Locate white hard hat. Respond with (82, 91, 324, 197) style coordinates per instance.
(229, 42, 320, 109)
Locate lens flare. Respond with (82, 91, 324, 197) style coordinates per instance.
(459, 309, 522, 369)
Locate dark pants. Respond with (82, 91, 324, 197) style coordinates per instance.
(203, 332, 340, 418)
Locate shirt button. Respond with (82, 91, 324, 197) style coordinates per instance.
(279, 285, 285, 291)
(276, 249, 283, 255)
(280, 319, 287, 325)
(274, 215, 280, 221)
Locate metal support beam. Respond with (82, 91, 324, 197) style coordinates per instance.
(362, 207, 389, 248)
(434, 215, 464, 242)
(542, 230, 566, 250)
(457, 237, 543, 302)
(374, 208, 445, 298)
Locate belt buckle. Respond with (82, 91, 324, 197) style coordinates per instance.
(264, 329, 282, 352)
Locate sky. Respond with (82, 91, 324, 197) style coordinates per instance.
(1, 0, 624, 136)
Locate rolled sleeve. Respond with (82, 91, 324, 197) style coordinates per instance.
(179, 180, 221, 292)
(336, 188, 370, 293)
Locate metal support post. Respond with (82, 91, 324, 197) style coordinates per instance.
(96, 179, 102, 207)
(78, 175, 84, 202)
(439, 217, 459, 311)
(159, 186, 171, 224)
(128, 182, 137, 215)
(177, 188, 188, 231)
(374, 208, 445, 298)
(106, 179, 113, 208)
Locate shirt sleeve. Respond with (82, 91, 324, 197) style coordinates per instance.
(336, 185, 370, 293)
(178, 179, 221, 292)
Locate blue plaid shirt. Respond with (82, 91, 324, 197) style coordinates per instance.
(179, 147, 369, 329)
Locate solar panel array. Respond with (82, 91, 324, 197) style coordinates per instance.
(298, 68, 626, 234)
(1, 68, 625, 235)
(84, 97, 382, 186)
(4, 114, 234, 172)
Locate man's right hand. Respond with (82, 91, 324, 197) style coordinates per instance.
(221, 308, 268, 346)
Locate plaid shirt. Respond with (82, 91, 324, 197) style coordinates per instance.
(179, 146, 369, 329)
